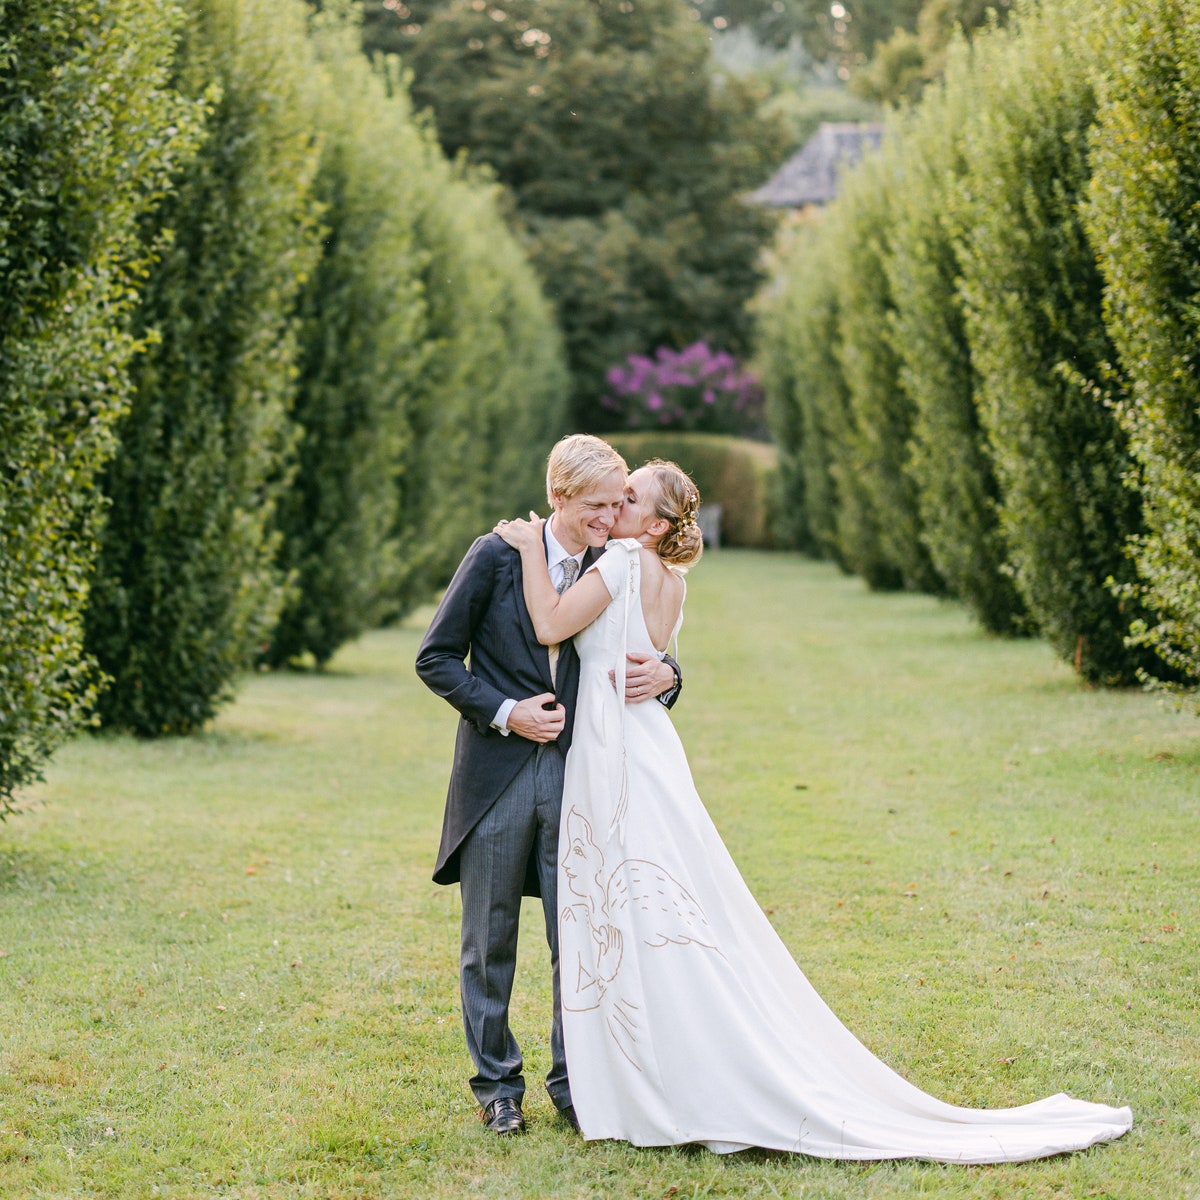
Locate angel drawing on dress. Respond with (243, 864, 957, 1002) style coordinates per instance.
(558, 807, 723, 1069)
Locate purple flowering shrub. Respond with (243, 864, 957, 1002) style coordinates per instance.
(599, 343, 767, 439)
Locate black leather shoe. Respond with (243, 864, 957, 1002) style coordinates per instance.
(480, 1096, 525, 1136)
(557, 1104, 580, 1133)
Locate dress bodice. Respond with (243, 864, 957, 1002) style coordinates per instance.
(575, 539, 684, 671)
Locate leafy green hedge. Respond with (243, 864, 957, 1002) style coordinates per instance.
(0, 0, 202, 804)
(80, 0, 564, 726)
(804, 189, 902, 591)
(262, 17, 426, 668)
(267, 7, 567, 661)
(759, 0, 1193, 688)
(0, 0, 566, 768)
(84, 0, 324, 734)
(1085, 0, 1200, 697)
(952, 0, 1155, 686)
(884, 55, 1029, 635)
(390, 140, 569, 609)
(758, 222, 847, 563)
(828, 138, 941, 594)
(609, 432, 780, 549)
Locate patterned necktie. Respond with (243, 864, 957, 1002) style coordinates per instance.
(557, 556, 580, 595)
(548, 557, 579, 685)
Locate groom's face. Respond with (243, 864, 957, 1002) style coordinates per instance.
(550, 468, 626, 555)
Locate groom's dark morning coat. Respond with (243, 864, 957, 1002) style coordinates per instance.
(415, 531, 602, 897)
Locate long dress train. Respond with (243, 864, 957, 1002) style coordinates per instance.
(558, 540, 1132, 1162)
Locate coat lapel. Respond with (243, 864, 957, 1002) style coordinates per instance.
(509, 547, 551, 688)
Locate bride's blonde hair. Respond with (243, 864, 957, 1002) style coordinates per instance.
(643, 459, 704, 570)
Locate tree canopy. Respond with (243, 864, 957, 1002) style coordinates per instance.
(362, 0, 786, 425)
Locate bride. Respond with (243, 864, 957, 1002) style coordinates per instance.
(493, 458, 1132, 1162)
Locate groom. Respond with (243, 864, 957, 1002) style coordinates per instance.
(415, 434, 681, 1136)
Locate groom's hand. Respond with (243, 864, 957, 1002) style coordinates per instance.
(616, 652, 676, 703)
(507, 693, 566, 742)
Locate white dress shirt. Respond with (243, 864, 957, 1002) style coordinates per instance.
(493, 517, 583, 734)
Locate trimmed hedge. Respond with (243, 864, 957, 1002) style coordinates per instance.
(828, 137, 941, 594)
(760, 0, 1193, 688)
(608, 432, 780, 549)
(885, 51, 1029, 635)
(0, 0, 568, 768)
(268, 6, 567, 660)
(1085, 0, 1200, 695)
(0, 0, 202, 804)
(952, 0, 1157, 685)
(757, 221, 847, 563)
(390, 139, 569, 608)
(262, 16, 426, 668)
(815, 178, 904, 591)
(84, 0, 324, 734)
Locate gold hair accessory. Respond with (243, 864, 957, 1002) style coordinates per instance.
(677, 491, 700, 532)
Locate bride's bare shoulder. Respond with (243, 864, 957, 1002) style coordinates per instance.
(639, 546, 682, 597)
(638, 545, 668, 579)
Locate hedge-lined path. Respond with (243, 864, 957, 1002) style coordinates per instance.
(1, 550, 1195, 1199)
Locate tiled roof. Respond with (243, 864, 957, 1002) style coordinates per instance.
(749, 122, 885, 207)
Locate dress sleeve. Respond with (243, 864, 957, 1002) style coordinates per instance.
(592, 539, 638, 600)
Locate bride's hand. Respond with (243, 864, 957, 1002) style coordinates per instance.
(493, 512, 544, 551)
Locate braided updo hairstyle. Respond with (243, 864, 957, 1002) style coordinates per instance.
(643, 459, 704, 570)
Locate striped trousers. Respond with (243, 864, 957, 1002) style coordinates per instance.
(457, 742, 571, 1110)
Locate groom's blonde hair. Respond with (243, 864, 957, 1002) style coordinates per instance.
(545, 434, 627, 505)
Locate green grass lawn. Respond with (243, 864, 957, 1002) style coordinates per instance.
(2, 551, 1197, 1199)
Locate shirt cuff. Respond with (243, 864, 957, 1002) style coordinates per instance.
(492, 698, 517, 735)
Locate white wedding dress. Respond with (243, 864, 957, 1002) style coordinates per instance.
(557, 540, 1132, 1161)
